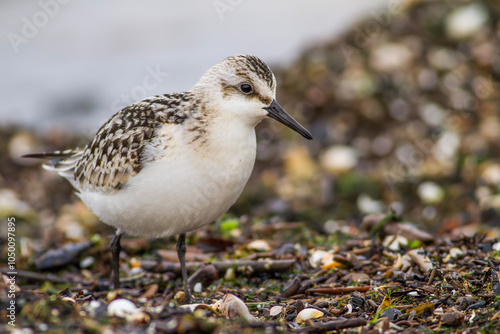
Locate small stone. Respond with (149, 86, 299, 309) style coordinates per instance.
(79, 256, 94, 269)
(442, 310, 464, 326)
(419, 103, 445, 127)
(434, 131, 461, 164)
(380, 307, 402, 321)
(342, 272, 370, 283)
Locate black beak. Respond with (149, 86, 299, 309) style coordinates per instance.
(263, 100, 313, 140)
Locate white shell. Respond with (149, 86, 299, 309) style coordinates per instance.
(309, 250, 333, 268)
(212, 293, 257, 323)
(107, 298, 140, 318)
(493, 242, 500, 251)
(193, 282, 203, 293)
(383, 235, 408, 251)
(269, 305, 283, 317)
(296, 308, 323, 324)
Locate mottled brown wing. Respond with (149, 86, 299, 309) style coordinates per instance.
(73, 93, 191, 192)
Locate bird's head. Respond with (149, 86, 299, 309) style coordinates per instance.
(194, 55, 312, 140)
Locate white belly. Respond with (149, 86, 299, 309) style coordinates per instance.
(79, 124, 257, 238)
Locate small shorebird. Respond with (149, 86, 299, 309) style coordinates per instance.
(25, 55, 312, 303)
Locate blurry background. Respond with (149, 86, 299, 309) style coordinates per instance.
(1, 0, 387, 131)
(1, 0, 500, 246)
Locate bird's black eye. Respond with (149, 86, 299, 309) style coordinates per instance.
(240, 84, 253, 94)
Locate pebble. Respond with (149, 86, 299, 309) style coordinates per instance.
(442, 310, 465, 326)
(417, 182, 444, 204)
(320, 145, 358, 174)
(370, 43, 413, 72)
(445, 3, 489, 40)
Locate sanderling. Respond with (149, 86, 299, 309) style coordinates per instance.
(25, 55, 312, 303)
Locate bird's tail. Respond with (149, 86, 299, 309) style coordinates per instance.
(22, 149, 84, 181)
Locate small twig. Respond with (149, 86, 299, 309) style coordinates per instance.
(307, 286, 371, 295)
(293, 318, 367, 333)
(141, 259, 295, 275)
(0, 267, 90, 285)
(427, 267, 436, 285)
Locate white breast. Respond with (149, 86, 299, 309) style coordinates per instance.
(78, 119, 257, 239)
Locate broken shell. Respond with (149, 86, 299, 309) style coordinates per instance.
(175, 291, 187, 303)
(296, 308, 324, 324)
(408, 249, 434, 273)
(393, 254, 403, 269)
(434, 307, 444, 316)
(130, 257, 141, 268)
(128, 312, 150, 324)
(309, 250, 334, 268)
(383, 235, 408, 251)
(247, 239, 271, 252)
(269, 305, 283, 317)
(449, 247, 464, 258)
(181, 303, 215, 314)
(107, 298, 140, 318)
(401, 254, 413, 271)
(493, 242, 500, 251)
(212, 293, 258, 323)
(320, 260, 343, 270)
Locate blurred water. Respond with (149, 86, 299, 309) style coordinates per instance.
(0, 0, 388, 133)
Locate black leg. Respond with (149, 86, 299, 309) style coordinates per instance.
(177, 233, 191, 303)
(110, 230, 124, 290)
